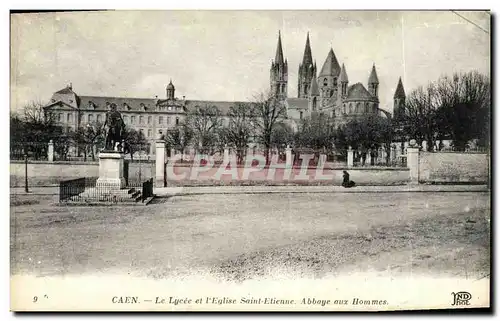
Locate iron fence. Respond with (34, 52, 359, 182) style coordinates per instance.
(58, 177, 153, 203)
(10, 142, 48, 161)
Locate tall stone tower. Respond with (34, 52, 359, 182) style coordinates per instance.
(298, 32, 316, 99)
(393, 77, 406, 120)
(368, 64, 379, 99)
(317, 48, 341, 110)
(270, 31, 288, 100)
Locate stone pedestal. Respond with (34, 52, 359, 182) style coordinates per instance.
(47, 140, 54, 162)
(96, 152, 126, 190)
(407, 147, 420, 184)
(155, 140, 166, 187)
(347, 146, 354, 168)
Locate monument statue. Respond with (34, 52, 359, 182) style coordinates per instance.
(103, 103, 126, 151)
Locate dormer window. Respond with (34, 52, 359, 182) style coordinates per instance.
(51, 99, 56, 103)
(123, 103, 131, 111)
(323, 78, 328, 87)
(69, 99, 73, 103)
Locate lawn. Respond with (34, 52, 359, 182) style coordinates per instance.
(10, 191, 490, 281)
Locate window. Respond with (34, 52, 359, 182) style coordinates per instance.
(349, 104, 353, 114)
(365, 103, 369, 113)
(159, 116, 163, 124)
(167, 116, 171, 125)
(312, 97, 317, 111)
(67, 113, 73, 122)
(139, 116, 144, 124)
(168, 106, 172, 111)
(131, 116, 136, 124)
(343, 104, 346, 114)
(97, 115, 102, 122)
(148, 116, 152, 124)
(356, 103, 360, 113)
(323, 78, 328, 87)
(300, 111, 303, 120)
(124, 115, 128, 124)
(304, 86, 308, 95)
(88, 114, 93, 122)
(58, 113, 63, 121)
(333, 78, 337, 87)
(176, 117, 179, 125)
(148, 129, 152, 137)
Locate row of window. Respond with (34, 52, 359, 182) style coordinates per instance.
(123, 115, 181, 125)
(56, 113, 182, 126)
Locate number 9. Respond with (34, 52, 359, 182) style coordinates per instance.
(33, 296, 38, 303)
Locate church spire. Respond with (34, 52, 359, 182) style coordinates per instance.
(368, 63, 379, 84)
(394, 77, 406, 98)
(274, 30, 284, 65)
(302, 32, 313, 66)
(368, 63, 379, 97)
(340, 63, 348, 83)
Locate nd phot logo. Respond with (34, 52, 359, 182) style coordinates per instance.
(451, 291, 471, 306)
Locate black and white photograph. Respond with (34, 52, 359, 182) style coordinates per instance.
(9, 9, 491, 311)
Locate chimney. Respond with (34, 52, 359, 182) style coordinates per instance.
(182, 96, 185, 100)
(68, 82, 72, 90)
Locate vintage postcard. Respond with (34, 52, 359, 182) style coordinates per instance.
(9, 10, 491, 312)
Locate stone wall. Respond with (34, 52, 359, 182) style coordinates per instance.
(10, 161, 154, 187)
(165, 165, 410, 186)
(418, 152, 489, 183)
(10, 160, 410, 187)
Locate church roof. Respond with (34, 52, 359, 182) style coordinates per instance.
(340, 63, 348, 82)
(286, 98, 309, 110)
(345, 83, 377, 101)
(318, 48, 341, 77)
(394, 77, 406, 98)
(309, 76, 319, 96)
(368, 64, 379, 84)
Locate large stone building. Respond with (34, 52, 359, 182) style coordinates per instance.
(272, 32, 403, 128)
(43, 31, 406, 153)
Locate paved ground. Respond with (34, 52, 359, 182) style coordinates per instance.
(10, 188, 490, 281)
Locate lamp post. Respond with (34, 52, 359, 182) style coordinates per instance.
(24, 153, 29, 193)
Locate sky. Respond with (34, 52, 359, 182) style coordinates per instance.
(10, 10, 490, 113)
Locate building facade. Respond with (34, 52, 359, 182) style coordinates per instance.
(271, 32, 404, 129)
(43, 31, 406, 153)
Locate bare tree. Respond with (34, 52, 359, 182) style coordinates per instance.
(401, 83, 441, 151)
(435, 71, 490, 150)
(185, 104, 223, 154)
(225, 103, 254, 164)
(23, 100, 56, 126)
(250, 91, 287, 164)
